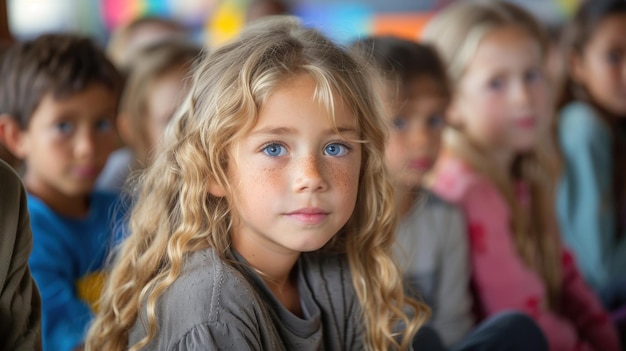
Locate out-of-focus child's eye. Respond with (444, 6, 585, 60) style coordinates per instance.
(607, 50, 623, 65)
(55, 121, 73, 134)
(96, 119, 112, 132)
(427, 115, 445, 129)
(524, 69, 542, 83)
(488, 78, 504, 91)
(392, 117, 407, 130)
(262, 143, 286, 157)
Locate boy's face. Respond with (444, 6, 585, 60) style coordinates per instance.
(384, 76, 448, 190)
(18, 83, 118, 197)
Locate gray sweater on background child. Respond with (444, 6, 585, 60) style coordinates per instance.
(395, 189, 473, 347)
(129, 248, 365, 350)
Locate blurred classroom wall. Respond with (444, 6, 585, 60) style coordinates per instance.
(6, 0, 581, 46)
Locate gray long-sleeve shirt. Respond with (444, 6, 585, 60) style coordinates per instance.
(129, 248, 365, 350)
(395, 190, 473, 347)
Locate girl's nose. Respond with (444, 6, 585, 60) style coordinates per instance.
(512, 81, 532, 107)
(408, 124, 431, 149)
(293, 155, 328, 193)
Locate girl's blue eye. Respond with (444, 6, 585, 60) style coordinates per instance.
(607, 50, 622, 65)
(392, 117, 407, 130)
(324, 143, 349, 156)
(524, 69, 542, 84)
(95, 119, 112, 132)
(427, 115, 445, 129)
(262, 143, 286, 157)
(55, 121, 73, 134)
(488, 78, 504, 91)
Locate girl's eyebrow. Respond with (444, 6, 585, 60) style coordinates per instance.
(250, 126, 359, 137)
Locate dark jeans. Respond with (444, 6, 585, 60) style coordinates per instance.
(597, 276, 626, 351)
(412, 311, 548, 351)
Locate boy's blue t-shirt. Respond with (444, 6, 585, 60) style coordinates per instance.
(27, 191, 126, 351)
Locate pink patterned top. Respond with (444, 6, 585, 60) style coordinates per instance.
(430, 153, 620, 351)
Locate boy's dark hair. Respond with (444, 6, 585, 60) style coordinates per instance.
(350, 36, 449, 97)
(0, 34, 123, 129)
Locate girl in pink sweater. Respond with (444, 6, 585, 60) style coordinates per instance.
(422, 1, 620, 351)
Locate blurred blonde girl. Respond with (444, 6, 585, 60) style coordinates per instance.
(423, 2, 620, 350)
(96, 40, 201, 192)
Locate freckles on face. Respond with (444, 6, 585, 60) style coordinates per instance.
(325, 158, 358, 196)
(226, 74, 362, 258)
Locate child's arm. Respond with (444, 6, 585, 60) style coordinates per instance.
(431, 204, 473, 347)
(458, 179, 593, 351)
(557, 102, 626, 290)
(559, 250, 620, 351)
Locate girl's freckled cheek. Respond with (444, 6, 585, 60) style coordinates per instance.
(262, 166, 281, 186)
(328, 163, 359, 193)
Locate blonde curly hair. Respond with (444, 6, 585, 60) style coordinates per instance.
(86, 16, 426, 351)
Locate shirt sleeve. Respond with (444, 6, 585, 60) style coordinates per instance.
(171, 322, 263, 351)
(557, 103, 626, 290)
(559, 250, 620, 351)
(0, 162, 42, 351)
(460, 179, 588, 351)
(28, 217, 92, 351)
(430, 204, 473, 347)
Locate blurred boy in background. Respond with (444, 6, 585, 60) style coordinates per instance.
(0, 34, 124, 351)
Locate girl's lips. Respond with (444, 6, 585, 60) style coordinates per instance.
(286, 208, 329, 225)
(408, 158, 433, 170)
(73, 166, 99, 178)
(515, 117, 536, 128)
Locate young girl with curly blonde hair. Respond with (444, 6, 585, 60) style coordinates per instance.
(85, 16, 426, 351)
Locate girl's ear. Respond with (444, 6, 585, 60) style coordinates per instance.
(0, 115, 28, 159)
(207, 180, 227, 198)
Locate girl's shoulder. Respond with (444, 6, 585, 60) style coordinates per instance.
(129, 248, 265, 349)
(160, 248, 258, 311)
(402, 189, 465, 231)
(559, 101, 611, 142)
(429, 154, 493, 203)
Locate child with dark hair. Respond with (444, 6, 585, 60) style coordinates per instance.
(0, 34, 124, 351)
(556, 0, 626, 331)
